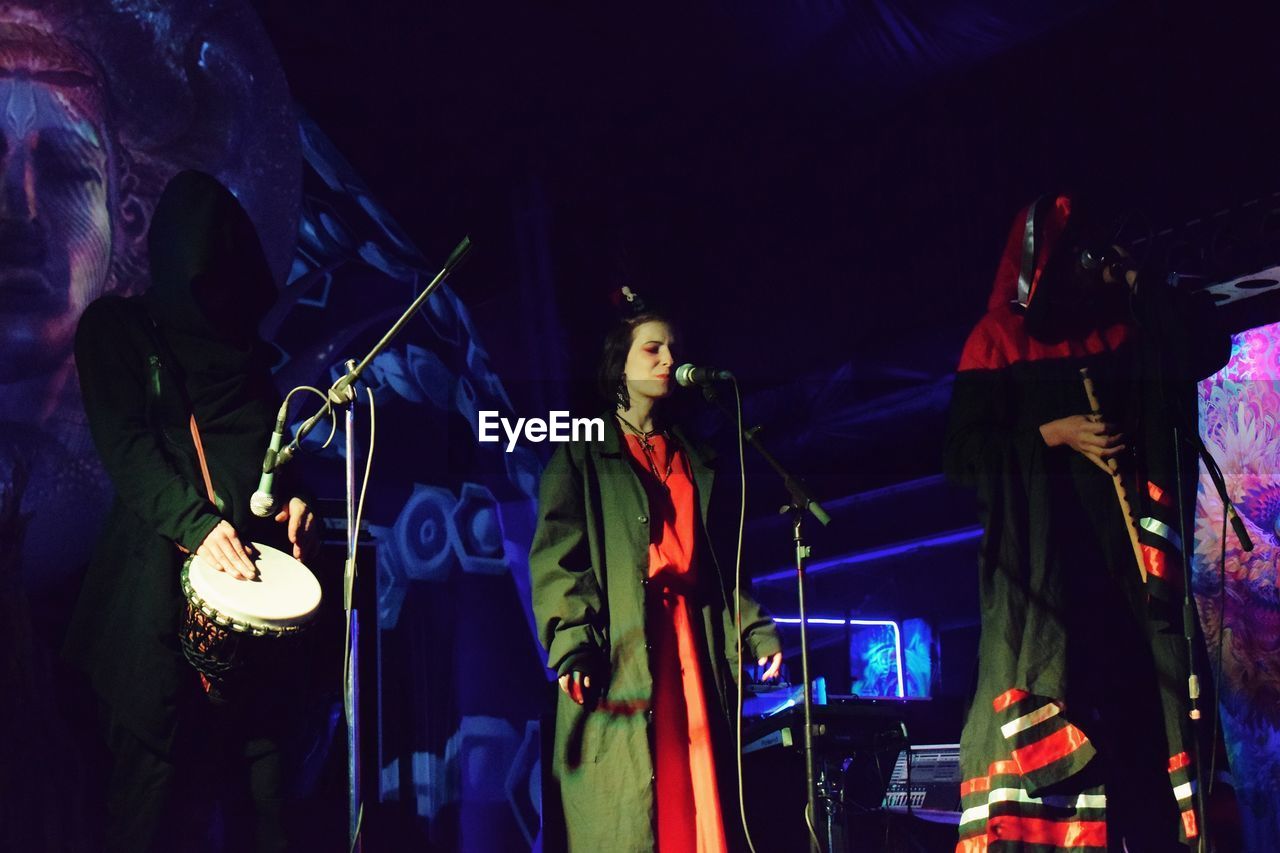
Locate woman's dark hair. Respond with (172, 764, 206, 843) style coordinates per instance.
(596, 311, 674, 409)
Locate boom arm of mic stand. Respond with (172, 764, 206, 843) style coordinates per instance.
(268, 236, 473, 472)
(701, 385, 831, 526)
(341, 236, 471, 389)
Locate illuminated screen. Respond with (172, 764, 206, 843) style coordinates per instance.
(772, 616, 934, 698)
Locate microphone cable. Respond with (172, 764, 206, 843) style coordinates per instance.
(729, 376, 822, 853)
(281, 385, 340, 455)
(345, 385, 377, 853)
(731, 377, 761, 853)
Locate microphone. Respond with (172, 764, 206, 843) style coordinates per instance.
(674, 363, 734, 387)
(1227, 505, 1254, 553)
(1166, 272, 1214, 288)
(1080, 245, 1137, 282)
(250, 405, 288, 518)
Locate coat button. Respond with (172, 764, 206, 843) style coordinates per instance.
(638, 515, 648, 523)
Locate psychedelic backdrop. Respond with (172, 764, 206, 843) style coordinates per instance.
(1195, 320, 1280, 851)
(0, 0, 299, 590)
(1, 3, 301, 847)
(0, 2, 546, 850)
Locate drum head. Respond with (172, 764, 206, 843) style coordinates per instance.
(185, 542, 321, 630)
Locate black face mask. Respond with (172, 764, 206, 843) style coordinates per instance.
(190, 269, 270, 346)
(146, 170, 277, 345)
(1023, 210, 1129, 343)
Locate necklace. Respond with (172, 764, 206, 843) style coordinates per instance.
(615, 413, 673, 484)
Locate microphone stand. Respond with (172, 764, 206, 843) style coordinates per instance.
(1174, 424, 1251, 853)
(1140, 272, 1251, 852)
(341, 360, 361, 848)
(701, 384, 832, 853)
(271, 236, 473, 851)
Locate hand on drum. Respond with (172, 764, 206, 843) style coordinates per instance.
(274, 497, 319, 562)
(197, 520, 258, 580)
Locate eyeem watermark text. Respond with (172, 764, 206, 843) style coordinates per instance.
(478, 411, 605, 452)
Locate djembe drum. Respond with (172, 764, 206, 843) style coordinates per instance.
(179, 542, 322, 701)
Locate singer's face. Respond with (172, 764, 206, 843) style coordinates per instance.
(624, 320, 675, 403)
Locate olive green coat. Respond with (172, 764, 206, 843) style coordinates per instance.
(529, 422, 781, 852)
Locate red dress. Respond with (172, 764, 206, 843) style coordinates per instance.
(623, 432, 728, 853)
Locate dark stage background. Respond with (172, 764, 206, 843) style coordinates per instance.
(3, 0, 1280, 849)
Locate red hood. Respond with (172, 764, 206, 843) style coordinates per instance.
(989, 195, 1071, 312)
(959, 194, 1132, 371)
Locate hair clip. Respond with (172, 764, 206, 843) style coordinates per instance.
(610, 285, 649, 317)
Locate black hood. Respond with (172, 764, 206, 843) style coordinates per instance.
(143, 170, 276, 344)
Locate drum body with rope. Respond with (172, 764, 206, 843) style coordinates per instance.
(180, 542, 322, 700)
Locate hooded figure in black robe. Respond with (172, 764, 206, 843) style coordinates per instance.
(945, 195, 1230, 852)
(65, 170, 321, 853)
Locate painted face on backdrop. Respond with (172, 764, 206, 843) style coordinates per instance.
(0, 26, 112, 384)
(0, 5, 301, 590)
(623, 319, 676, 405)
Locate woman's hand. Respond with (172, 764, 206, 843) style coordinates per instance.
(1039, 414, 1124, 475)
(274, 497, 319, 563)
(558, 671, 592, 705)
(197, 520, 257, 580)
(758, 652, 783, 681)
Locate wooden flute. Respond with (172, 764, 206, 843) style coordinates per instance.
(1079, 367, 1148, 583)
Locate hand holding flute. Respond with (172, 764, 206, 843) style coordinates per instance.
(1037, 413, 1127, 476)
(1052, 368, 1147, 582)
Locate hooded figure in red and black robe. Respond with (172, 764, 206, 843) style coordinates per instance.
(945, 195, 1230, 851)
